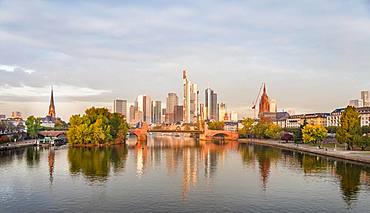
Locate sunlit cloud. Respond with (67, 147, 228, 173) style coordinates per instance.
(0, 64, 36, 74)
(0, 84, 110, 98)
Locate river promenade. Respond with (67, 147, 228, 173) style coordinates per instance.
(239, 139, 370, 165)
(0, 139, 37, 151)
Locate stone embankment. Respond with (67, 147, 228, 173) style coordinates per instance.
(239, 139, 370, 165)
(0, 140, 37, 151)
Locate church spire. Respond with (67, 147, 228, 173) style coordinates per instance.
(48, 86, 56, 118)
(259, 82, 270, 118)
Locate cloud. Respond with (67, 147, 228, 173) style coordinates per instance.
(0, 84, 110, 98)
(0, 64, 36, 74)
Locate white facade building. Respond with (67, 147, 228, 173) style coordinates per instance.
(327, 107, 370, 127)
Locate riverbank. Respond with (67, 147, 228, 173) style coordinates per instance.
(0, 139, 37, 151)
(239, 139, 370, 165)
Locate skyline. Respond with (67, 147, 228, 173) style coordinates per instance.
(1, 1, 370, 120)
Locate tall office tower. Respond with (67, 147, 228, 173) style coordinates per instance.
(259, 83, 270, 117)
(152, 100, 162, 124)
(182, 70, 199, 123)
(134, 95, 151, 123)
(113, 99, 128, 118)
(166, 93, 178, 123)
(174, 105, 184, 123)
(129, 105, 135, 124)
(361, 91, 369, 107)
(270, 99, 277, 113)
(183, 70, 191, 123)
(205, 88, 217, 121)
(218, 103, 227, 121)
(199, 103, 205, 121)
(143, 95, 152, 123)
(190, 84, 199, 123)
(136, 95, 144, 112)
(349, 99, 363, 108)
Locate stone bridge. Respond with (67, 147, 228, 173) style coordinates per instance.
(129, 123, 239, 142)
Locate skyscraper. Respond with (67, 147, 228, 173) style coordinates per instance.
(218, 103, 227, 121)
(166, 93, 178, 123)
(174, 105, 184, 123)
(113, 99, 127, 118)
(270, 99, 277, 113)
(205, 88, 217, 121)
(182, 70, 198, 123)
(129, 105, 136, 124)
(259, 83, 270, 118)
(152, 100, 162, 124)
(134, 95, 152, 123)
(48, 87, 56, 118)
(143, 95, 152, 123)
(361, 91, 369, 107)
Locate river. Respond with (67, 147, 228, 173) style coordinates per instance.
(1, 135, 370, 212)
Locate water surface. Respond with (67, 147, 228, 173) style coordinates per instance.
(1, 135, 370, 212)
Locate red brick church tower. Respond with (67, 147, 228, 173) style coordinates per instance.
(259, 83, 270, 117)
(48, 87, 56, 118)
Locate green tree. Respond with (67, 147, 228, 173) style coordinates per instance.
(357, 135, 370, 151)
(264, 123, 282, 140)
(336, 106, 361, 150)
(67, 107, 128, 145)
(252, 120, 270, 138)
(295, 118, 308, 143)
(302, 124, 328, 144)
(25, 116, 42, 139)
(207, 121, 225, 130)
(239, 118, 254, 136)
(326, 126, 338, 134)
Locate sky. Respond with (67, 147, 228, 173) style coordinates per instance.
(0, 0, 370, 121)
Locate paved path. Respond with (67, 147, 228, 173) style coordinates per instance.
(239, 139, 370, 165)
(0, 139, 37, 151)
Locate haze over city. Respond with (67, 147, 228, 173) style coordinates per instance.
(1, 0, 370, 120)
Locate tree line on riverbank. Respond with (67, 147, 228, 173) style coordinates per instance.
(67, 107, 129, 145)
(238, 106, 370, 151)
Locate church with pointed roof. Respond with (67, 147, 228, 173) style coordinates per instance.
(259, 83, 270, 118)
(41, 87, 57, 128)
(48, 87, 56, 118)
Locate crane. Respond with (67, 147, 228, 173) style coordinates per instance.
(252, 83, 264, 119)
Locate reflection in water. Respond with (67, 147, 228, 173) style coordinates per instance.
(238, 144, 280, 190)
(238, 143, 370, 206)
(3, 137, 368, 209)
(68, 145, 128, 182)
(48, 148, 55, 184)
(26, 147, 40, 167)
(336, 161, 361, 206)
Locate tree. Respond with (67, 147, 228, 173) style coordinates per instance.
(357, 135, 370, 151)
(25, 116, 42, 139)
(264, 123, 282, 140)
(67, 107, 128, 145)
(302, 124, 328, 144)
(326, 126, 338, 134)
(252, 120, 270, 138)
(296, 118, 308, 143)
(336, 106, 361, 150)
(207, 121, 225, 130)
(239, 118, 254, 136)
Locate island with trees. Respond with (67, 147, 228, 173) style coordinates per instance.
(67, 107, 129, 146)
